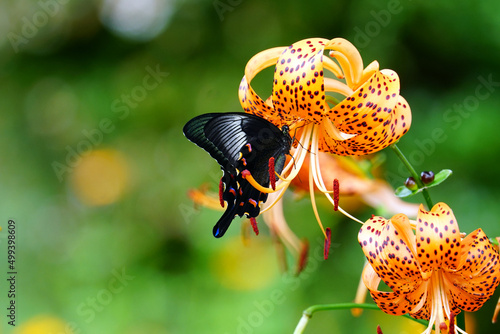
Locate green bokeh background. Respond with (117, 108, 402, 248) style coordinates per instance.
(1, 0, 500, 333)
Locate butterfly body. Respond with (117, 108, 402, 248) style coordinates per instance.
(183, 112, 292, 238)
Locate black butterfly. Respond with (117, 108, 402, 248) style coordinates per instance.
(183, 112, 292, 238)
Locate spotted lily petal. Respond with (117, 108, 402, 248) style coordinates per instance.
(359, 214, 421, 293)
(329, 70, 400, 134)
(272, 38, 331, 124)
(239, 47, 286, 125)
(416, 203, 461, 279)
(319, 74, 411, 156)
(362, 261, 428, 316)
(444, 228, 500, 311)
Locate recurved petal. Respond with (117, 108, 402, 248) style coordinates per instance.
(271, 38, 330, 124)
(358, 60, 380, 89)
(443, 270, 493, 313)
(457, 228, 500, 280)
(386, 95, 411, 144)
(318, 98, 411, 156)
(362, 263, 422, 316)
(318, 88, 411, 156)
(328, 70, 401, 136)
(416, 203, 461, 278)
(443, 228, 500, 311)
(324, 38, 364, 87)
(239, 48, 285, 125)
(359, 214, 422, 294)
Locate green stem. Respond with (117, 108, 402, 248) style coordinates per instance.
(390, 144, 434, 209)
(390, 144, 466, 329)
(303, 303, 427, 325)
(295, 303, 428, 334)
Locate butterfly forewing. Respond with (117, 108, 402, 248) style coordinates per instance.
(183, 114, 233, 169)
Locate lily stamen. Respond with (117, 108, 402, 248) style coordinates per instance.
(324, 227, 332, 260)
(296, 239, 309, 275)
(268, 157, 276, 190)
(333, 179, 339, 211)
(249, 217, 259, 236)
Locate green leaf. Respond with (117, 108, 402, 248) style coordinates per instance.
(425, 169, 453, 188)
(395, 185, 419, 198)
(394, 169, 453, 198)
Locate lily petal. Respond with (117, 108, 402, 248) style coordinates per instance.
(416, 203, 461, 279)
(456, 228, 500, 280)
(324, 38, 364, 87)
(239, 47, 286, 125)
(359, 214, 422, 294)
(329, 69, 400, 135)
(443, 228, 500, 311)
(272, 38, 330, 124)
(362, 263, 421, 315)
(318, 76, 411, 156)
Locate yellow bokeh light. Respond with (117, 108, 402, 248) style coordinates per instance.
(71, 149, 129, 206)
(210, 236, 279, 291)
(14, 315, 74, 334)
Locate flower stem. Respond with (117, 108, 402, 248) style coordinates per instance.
(390, 143, 434, 209)
(457, 312, 466, 332)
(293, 303, 428, 334)
(389, 144, 466, 330)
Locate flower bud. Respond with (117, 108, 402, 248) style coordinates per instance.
(404, 177, 418, 191)
(420, 171, 435, 184)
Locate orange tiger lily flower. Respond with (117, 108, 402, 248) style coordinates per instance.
(239, 37, 411, 155)
(358, 203, 500, 334)
(238, 37, 412, 236)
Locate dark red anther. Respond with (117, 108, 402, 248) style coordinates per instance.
(296, 239, 309, 275)
(250, 217, 259, 236)
(448, 312, 455, 333)
(324, 227, 332, 260)
(376, 325, 383, 334)
(268, 157, 276, 190)
(333, 179, 339, 211)
(241, 169, 251, 178)
(219, 178, 224, 208)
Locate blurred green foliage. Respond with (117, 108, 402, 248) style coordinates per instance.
(1, 0, 500, 333)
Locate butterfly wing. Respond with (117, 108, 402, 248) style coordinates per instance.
(184, 112, 292, 238)
(183, 113, 234, 170)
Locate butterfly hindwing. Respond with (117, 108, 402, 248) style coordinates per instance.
(184, 112, 292, 238)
